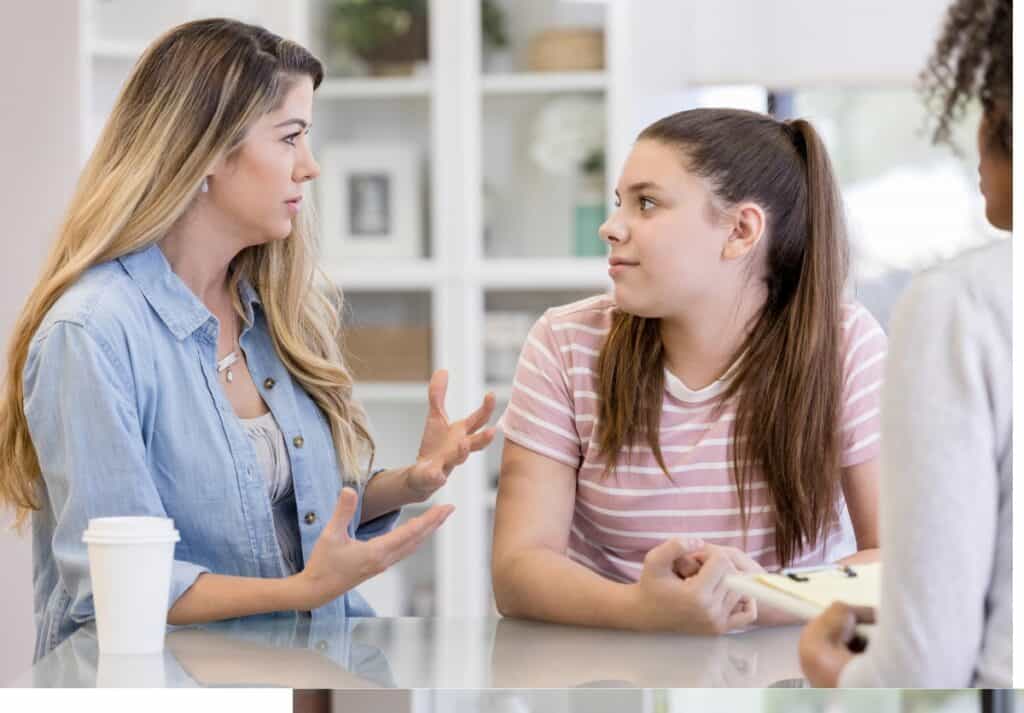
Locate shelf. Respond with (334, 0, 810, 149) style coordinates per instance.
(323, 260, 441, 290)
(482, 71, 607, 95)
(478, 258, 611, 290)
(318, 77, 431, 100)
(354, 382, 428, 403)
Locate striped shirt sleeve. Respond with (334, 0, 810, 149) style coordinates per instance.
(498, 312, 583, 468)
(840, 305, 887, 467)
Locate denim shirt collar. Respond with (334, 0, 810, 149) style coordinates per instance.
(117, 243, 262, 340)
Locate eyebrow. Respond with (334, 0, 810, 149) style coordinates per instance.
(274, 119, 311, 130)
(615, 181, 663, 196)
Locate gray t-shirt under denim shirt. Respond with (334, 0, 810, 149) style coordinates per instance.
(240, 411, 303, 575)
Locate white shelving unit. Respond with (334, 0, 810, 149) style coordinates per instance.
(481, 71, 606, 95)
(318, 76, 432, 100)
(76, 0, 965, 649)
(78, 0, 637, 623)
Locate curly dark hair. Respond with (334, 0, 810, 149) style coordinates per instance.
(920, 0, 1011, 155)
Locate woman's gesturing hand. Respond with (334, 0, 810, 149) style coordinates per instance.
(407, 370, 497, 499)
(297, 487, 454, 610)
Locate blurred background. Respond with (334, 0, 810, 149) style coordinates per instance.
(0, 0, 1005, 684)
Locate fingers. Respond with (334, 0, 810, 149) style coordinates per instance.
(672, 552, 702, 579)
(721, 546, 764, 574)
(799, 609, 853, 687)
(722, 588, 741, 616)
(670, 537, 706, 578)
(386, 506, 455, 566)
(466, 427, 496, 453)
(847, 605, 876, 625)
(643, 538, 688, 577)
(693, 543, 763, 574)
(463, 392, 497, 433)
(691, 551, 736, 592)
(726, 596, 758, 631)
(644, 537, 702, 577)
(427, 370, 449, 420)
(325, 487, 359, 538)
(820, 602, 859, 646)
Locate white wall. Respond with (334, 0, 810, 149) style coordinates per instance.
(0, 0, 81, 684)
(608, 0, 951, 178)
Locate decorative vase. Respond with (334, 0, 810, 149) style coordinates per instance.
(573, 172, 607, 257)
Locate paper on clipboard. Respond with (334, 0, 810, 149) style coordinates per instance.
(724, 563, 881, 623)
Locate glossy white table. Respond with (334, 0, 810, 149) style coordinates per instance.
(17, 616, 806, 688)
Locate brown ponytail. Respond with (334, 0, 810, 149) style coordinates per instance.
(595, 109, 849, 566)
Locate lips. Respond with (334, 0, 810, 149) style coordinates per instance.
(285, 196, 302, 205)
(608, 257, 638, 278)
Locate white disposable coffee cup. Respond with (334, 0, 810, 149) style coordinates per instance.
(96, 652, 168, 687)
(82, 516, 180, 655)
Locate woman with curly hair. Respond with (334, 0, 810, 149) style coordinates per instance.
(799, 0, 1011, 687)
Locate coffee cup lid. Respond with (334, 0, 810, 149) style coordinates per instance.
(82, 516, 181, 544)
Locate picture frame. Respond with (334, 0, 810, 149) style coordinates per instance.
(318, 141, 423, 260)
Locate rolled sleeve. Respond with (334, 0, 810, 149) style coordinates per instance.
(352, 468, 401, 541)
(24, 320, 210, 633)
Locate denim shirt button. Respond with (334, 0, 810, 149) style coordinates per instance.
(263, 377, 275, 389)
(293, 435, 304, 448)
(303, 511, 317, 525)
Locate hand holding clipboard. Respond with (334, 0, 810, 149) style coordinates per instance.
(725, 562, 880, 650)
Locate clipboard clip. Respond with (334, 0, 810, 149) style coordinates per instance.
(783, 564, 858, 582)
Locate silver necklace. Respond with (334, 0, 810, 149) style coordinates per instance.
(216, 318, 241, 384)
(216, 350, 239, 383)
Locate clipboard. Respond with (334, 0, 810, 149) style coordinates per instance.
(724, 562, 880, 644)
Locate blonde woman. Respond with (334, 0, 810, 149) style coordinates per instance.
(0, 18, 494, 661)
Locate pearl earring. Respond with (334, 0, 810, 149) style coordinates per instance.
(200, 177, 209, 193)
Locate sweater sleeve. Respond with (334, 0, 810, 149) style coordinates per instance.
(838, 267, 998, 687)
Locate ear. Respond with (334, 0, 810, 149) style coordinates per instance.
(207, 163, 223, 183)
(721, 202, 766, 261)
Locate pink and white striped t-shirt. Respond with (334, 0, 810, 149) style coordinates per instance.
(498, 294, 886, 580)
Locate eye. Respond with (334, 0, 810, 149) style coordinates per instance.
(639, 196, 656, 211)
(283, 128, 310, 147)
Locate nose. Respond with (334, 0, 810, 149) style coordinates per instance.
(599, 208, 628, 246)
(296, 146, 320, 183)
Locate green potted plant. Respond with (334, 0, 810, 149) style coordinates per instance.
(326, 0, 508, 76)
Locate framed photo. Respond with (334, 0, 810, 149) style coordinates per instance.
(319, 142, 422, 260)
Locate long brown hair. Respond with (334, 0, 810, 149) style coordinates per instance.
(595, 108, 849, 567)
(0, 19, 375, 527)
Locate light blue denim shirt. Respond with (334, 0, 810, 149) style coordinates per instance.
(24, 243, 400, 661)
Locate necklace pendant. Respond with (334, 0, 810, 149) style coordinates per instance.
(226, 368, 234, 384)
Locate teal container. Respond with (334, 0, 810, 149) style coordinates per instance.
(573, 201, 606, 257)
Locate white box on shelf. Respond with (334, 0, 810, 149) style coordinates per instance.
(484, 312, 534, 384)
(319, 141, 423, 261)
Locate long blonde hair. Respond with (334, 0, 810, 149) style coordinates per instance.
(0, 18, 373, 527)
